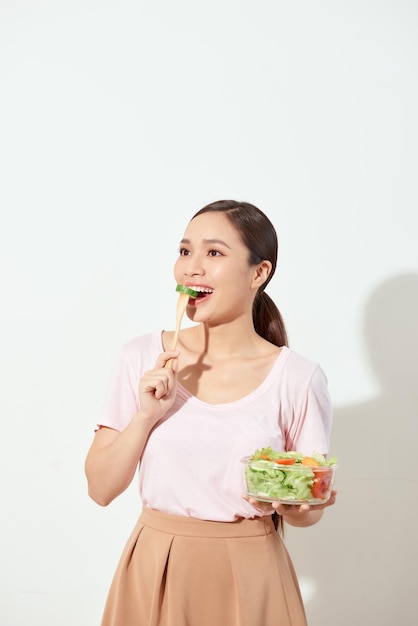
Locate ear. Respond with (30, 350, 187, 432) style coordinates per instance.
(252, 260, 272, 288)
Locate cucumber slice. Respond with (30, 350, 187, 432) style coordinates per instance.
(175, 284, 198, 298)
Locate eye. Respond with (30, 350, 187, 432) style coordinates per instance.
(179, 247, 190, 256)
(208, 249, 223, 257)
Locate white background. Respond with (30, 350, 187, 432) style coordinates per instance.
(1, 1, 417, 624)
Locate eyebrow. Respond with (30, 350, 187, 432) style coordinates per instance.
(180, 238, 232, 249)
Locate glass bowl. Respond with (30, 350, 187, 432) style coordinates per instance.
(242, 455, 337, 505)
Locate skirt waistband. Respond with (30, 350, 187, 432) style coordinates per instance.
(139, 507, 274, 538)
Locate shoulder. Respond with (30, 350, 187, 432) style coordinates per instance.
(279, 347, 329, 395)
(122, 330, 162, 352)
(118, 330, 163, 371)
(282, 346, 324, 377)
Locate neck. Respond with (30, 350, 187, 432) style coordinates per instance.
(185, 320, 266, 360)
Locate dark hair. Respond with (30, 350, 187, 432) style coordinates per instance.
(192, 200, 288, 348)
(193, 200, 287, 535)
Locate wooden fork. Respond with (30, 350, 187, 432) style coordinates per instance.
(165, 292, 190, 368)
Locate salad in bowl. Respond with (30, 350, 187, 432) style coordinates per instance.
(243, 447, 338, 505)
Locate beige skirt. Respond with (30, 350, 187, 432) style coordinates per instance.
(101, 507, 307, 626)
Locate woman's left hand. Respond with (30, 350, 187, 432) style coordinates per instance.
(242, 490, 337, 527)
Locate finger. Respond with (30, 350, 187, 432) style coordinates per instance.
(171, 354, 179, 373)
(155, 351, 180, 369)
(305, 491, 337, 511)
(153, 378, 169, 400)
(142, 372, 171, 398)
(271, 501, 310, 515)
(242, 494, 275, 514)
(322, 490, 337, 506)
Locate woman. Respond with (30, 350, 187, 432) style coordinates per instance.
(85, 200, 336, 626)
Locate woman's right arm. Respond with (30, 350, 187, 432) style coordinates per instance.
(84, 417, 152, 506)
(84, 350, 179, 506)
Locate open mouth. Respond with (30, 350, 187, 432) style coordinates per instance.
(188, 286, 214, 300)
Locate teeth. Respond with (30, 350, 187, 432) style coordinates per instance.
(190, 286, 214, 293)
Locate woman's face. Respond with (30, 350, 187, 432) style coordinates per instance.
(174, 211, 270, 325)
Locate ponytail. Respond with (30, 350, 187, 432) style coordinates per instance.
(253, 292, 288, 348)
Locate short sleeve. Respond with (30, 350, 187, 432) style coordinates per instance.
(286, 366, 333, 456)
(95, 345, 140, 432)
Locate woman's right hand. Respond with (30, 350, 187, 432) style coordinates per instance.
(136, 350, 180, 426)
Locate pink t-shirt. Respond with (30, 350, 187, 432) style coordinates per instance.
(97, 331, 333, 521)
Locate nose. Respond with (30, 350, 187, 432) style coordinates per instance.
(183, 259, 204, 277)
(184, 266, 203, 277)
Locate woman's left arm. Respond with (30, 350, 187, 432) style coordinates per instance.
(275, 489, 337, 527)
(242, 490, 337, 528)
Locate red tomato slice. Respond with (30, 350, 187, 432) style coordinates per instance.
(273, 458, 297, 465)
(311, 469, 333, 499)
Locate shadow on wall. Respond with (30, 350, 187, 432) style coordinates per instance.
(287, 272, 418, 626)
